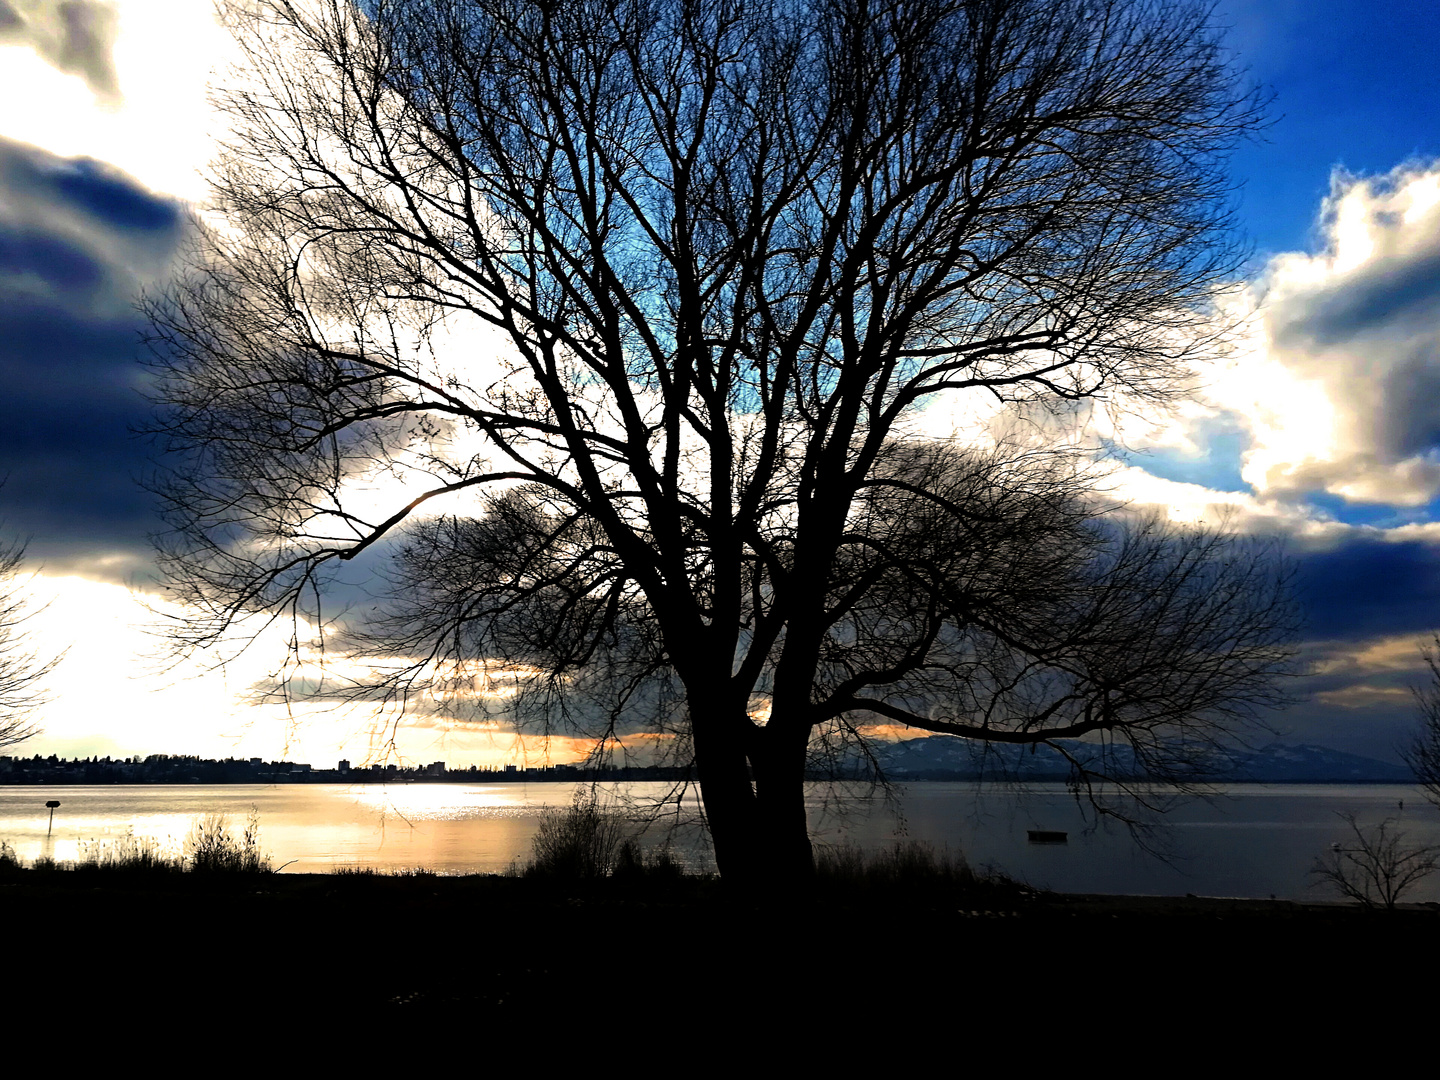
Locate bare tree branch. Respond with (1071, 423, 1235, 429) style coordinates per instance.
(1312, 812, 1440, 910)
(1402, 634, 1440, 810)
(143, 0, 1288, 880)
(0, 535, 62, 751)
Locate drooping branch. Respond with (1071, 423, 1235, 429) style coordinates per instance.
(146, 0, 1288, 872)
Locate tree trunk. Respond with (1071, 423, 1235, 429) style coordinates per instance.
(752, 726, 816, 884)
(689, 698, 816, 886)
(689, 697, 764, 882)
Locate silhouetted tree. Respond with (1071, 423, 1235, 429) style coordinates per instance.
(1311, 812, 1440, 910)
(1403, 635, 1440, 808)
(145, 0, 1293, 881)
(0, 536, 58, 750)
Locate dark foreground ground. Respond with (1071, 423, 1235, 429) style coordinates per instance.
(4, 869, 1437, 1040)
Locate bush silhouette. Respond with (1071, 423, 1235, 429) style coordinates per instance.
(815, 841, 974, 887)
(77, 831, 182, 873)
(185, 810, 271, 873)
(0, 840, 20, 880)
(1312, 812, 1440, 910)
(525, 792, 628, 880)
(611, 838, 687, 881)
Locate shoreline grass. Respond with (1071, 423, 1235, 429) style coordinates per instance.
(0, 808, 274, 877)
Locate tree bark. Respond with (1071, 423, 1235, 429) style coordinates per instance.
(689, 697, 817, 886)
(752, 726, 817, 885)
(689, 697, 764, 882)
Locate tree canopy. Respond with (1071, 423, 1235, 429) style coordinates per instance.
(146, 0, 1295, 879)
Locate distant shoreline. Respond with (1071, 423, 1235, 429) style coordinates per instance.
(6, 737, 1415, 785)
(0, 754, 1416, 789)
(0, 774, 1420, 786)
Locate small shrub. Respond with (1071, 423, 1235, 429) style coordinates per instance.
(331, 865, 437, 877)
(526, 791, 629, 879)
(815, 840, 975, 888)
(877, 840, 974, 885)
(185, 810, 271, 873)
(1312, 811, 1440, 910)
(814, 842, 868, 883)
(612, 838, 687, 881)
(0, 840, 21, 879)
(76, 830, 182, 873)
(812, 840, 1034, 906)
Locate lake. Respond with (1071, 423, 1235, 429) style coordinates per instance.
(3, 781, 1438, 900)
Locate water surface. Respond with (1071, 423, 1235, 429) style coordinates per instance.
(2, 781, 1436, 900)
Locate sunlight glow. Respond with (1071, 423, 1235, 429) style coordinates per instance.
(0, 2, 234, 201)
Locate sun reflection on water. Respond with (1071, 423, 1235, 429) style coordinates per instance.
(349, 783, 537, 821)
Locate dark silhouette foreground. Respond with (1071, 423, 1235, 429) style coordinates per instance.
(1, 864, 1435, 1032)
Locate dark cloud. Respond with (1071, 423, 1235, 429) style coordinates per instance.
(0, 227, 103, 290)
(0, 144, 181, 235)
(0, 1, 121, 104)
(0, 139, 180, 267)
(1295, 538, 1440, 641)
(0, 137, 184, 580)
(1292, 247, 1440, 347)
(1269, 632, 1431, 765)
(1, 304, 154, 547)
(50, 158, 181, 233)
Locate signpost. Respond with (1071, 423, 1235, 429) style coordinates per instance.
(45, 800, 60, 836)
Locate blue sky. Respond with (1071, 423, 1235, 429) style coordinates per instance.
(1224, 1, 1440, 252)
(2, 0, 1440, 766)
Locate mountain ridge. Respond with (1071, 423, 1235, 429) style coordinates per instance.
(847, 737, 1414, 783)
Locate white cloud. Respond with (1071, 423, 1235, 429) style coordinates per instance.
(1066, 161, 1440, 535)
(0, 0, 234, 202)
(1093, 462, 1303, 528)
(0, 1, 120, 104)
(1214, 163, 1440, 507)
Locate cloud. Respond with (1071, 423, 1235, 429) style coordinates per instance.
(0, 137, 185, 579)
(1072, 163, 1440, 703)
(0, 1, 120, 105)
(1089, 163, 1440, 526)
(0, 1, 239, 203)
(1218, 163, 1440, 506)
(1268, 630, 1433, 763)
(1293, 538, 1440, 641)
(1083, 468, 1440, 645)
(0, 137, 179, 281)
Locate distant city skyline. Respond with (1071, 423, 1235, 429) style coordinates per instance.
(2, 1, 1440, 766)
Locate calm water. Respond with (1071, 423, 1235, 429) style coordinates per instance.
(2, 781, 1437, 900)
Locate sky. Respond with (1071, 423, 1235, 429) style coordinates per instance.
(2, 0, 1440, 768)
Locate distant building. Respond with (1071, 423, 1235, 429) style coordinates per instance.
(338, 759, 350, 773)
